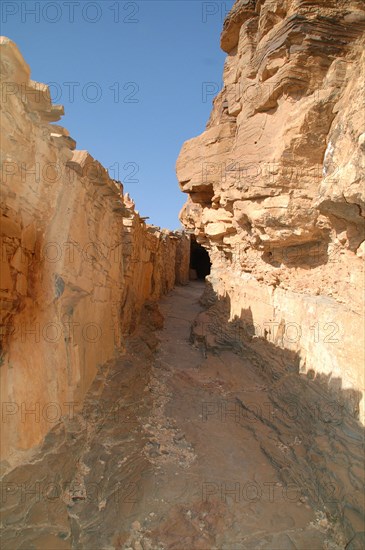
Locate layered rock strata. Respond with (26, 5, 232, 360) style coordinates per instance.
(177, 0, 365, 421)
(0, 37, 189, 466)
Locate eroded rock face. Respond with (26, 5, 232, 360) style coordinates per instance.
(0, 37, 189, 466)
(2, 283, 363, 548)
(177, 1, 365, 421)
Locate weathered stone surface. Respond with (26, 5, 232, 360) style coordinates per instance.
(0, 284, 363, 548)
(177, 0, 365, 422)
(0, 38, 190, 466)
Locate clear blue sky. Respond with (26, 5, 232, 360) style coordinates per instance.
(2, 0, 233, 229)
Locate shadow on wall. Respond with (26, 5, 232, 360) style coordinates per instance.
(190, 235, 211, 280)
(192, 283, 364, 546)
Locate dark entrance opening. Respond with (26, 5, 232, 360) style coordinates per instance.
(190, 235, 211, 280)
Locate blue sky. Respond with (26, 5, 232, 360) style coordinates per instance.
(2, 0, 233, 228)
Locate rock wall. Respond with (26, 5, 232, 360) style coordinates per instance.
(0, 37, 189, 467)
(177, 1, 365, 421)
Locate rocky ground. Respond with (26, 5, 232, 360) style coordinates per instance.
(1, 282, 364, 549)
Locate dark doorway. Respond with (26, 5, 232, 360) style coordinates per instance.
(190, 236, 211, 280)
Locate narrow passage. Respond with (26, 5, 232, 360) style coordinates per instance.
(1, 283, 363, 549)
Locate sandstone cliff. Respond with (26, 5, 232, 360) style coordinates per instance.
(177, 0, 365, 421)
(0, 37, 189, 467)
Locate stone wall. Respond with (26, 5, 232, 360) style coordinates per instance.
(177, 1, 365, 422)
(0, 37, 189, 467)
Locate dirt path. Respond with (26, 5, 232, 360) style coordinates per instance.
(1, 283, 364, 549)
